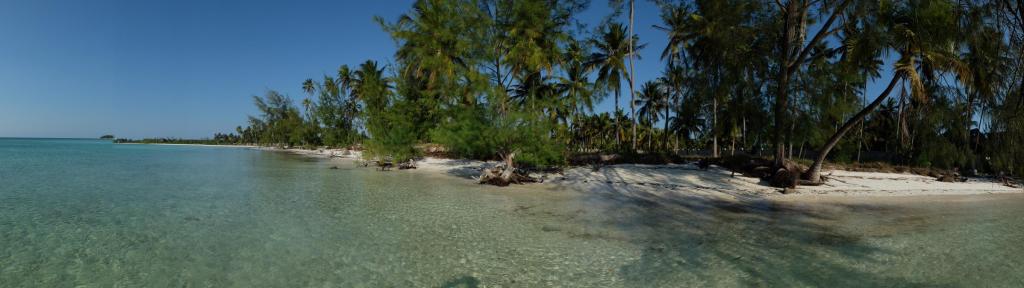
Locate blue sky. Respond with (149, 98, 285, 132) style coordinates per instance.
(0, 0, 888, 139)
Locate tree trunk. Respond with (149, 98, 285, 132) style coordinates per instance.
(646, 116, 652, 153)
(673, 135, 679, 153)
(773, 0, 850, 167)
(773, 73, 790, 165)
(857, 79, 866, 163)
(614, 90, 620, 147)
(742, 115, 747, 153)
(773, 1, 797, 167)
(664, 86, 671, 151)
(628, 0, 638, 152)
(730, 136, 736, 156)
(896, 85, 906, 155)
(964, 92, 975, 163)
(805, 75, 902, 183)
(713, 96, 719, 158)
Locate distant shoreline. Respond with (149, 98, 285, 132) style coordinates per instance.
(116, 142, 259, 148)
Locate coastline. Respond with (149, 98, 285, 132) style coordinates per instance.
(116, 142, 260, 148)
(139, 143, 1024, 200)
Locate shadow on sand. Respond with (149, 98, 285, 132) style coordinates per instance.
(552, 177, 954, 287)
(439, 276, 480, 288)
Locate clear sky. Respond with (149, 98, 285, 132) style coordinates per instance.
(0, 0, 889, 139)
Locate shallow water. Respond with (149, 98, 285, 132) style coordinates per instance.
(1, 138, 1022, 287)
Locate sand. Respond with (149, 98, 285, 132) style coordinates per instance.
(194, 145, 1024, 199)
(404, 157, 1023, 199)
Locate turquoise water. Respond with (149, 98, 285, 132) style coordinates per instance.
(1, 138, 1022, 287)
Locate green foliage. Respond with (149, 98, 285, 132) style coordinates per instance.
(362, 63, 424, 162)
(185, 0, 1024, 179)
(249, 90, 310, 147)
(304, 68, 362, 147)
(432, 105, 564, 167)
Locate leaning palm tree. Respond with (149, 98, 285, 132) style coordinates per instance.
(804, 0, 969, 183)
(589, 22, 643, 150)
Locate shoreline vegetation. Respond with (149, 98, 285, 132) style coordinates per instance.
(121, 1, 1024, 194)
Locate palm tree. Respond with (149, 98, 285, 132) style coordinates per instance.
(351, 61, 388, 102)
(804, 0, 968, 183)
(377, 0, 472, 106)
(301, 98, 315, 121)
(659, 64, 685, 151)
(772, 0, 852, 166)
(669, 93, 705, 152)
(655, 4, 686, 63)
(636, 80, 666, 150)
(959, 5, 1005, 157)
(654, 4, 692, 152)
(841, 0, 886, 163)
(669, 0, 757, 158)
(627, 0, 638, 152)
(607, 0, 642, 151)
(510, 70, 559, 114)
(302, 79, 317, 96)
(589, 22, 643, 149)
(557, 43, 596, 129)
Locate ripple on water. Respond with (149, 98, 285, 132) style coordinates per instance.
(1, 139, 1023, 287)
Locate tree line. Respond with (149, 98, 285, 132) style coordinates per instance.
(203, 0, 1024, 182)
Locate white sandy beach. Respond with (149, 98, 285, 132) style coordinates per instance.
(413, 157, 1022, 198)
(218, 145, 1024, 199)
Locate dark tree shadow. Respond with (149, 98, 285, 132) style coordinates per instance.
(550, 179, 957, 287)
(439, 276, 480, 288)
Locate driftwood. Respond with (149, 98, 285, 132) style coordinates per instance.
(700, 155, 809, 189)
(770, 167, 798, 188)
(398, 159, 417, 170)
(478, 151, 538, 186)
(377, 160, 393, 171)
(479, 167, 538, 186)
(999, 174, 1018, 188)
(935, 173, 966, 183)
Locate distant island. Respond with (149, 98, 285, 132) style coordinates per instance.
(114, 133, 240, 145)
(99, 135, 115, 139)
